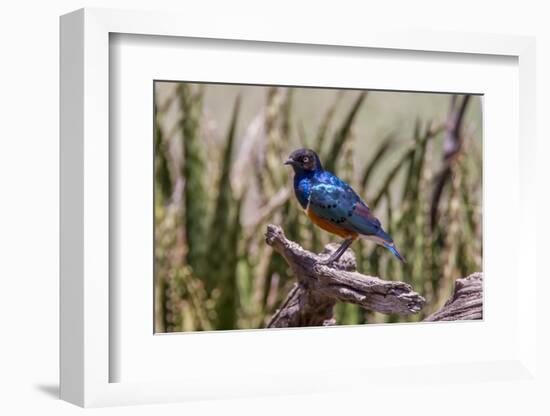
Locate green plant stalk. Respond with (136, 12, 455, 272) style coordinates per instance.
(214, 196, 243, 330)
(434, 162, 462, 312)
(411, 126, 430, 297)
(316, 91, 344, 154)
(207, 97, 242, 329)
(420, 139, 435, 310)
(154, 103, 172, 203)
(360, 135, 394, 192)
(176, 266, 213, 331)
(372, 123, 443, 209)
(263, 87, 287, 197)
(281, 88, 293, 140)
(178, 84, 208, 280)
(324, 91, 367, 173)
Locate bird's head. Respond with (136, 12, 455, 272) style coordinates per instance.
(284, 148, 323, 174)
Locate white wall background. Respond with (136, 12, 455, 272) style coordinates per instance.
(0, 1, 548, 414)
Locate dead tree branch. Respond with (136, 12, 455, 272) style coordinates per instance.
(265, 224, 426, 328)
(424, 272, 483, 322)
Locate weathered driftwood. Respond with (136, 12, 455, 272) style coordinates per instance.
(424, 272, 483, 322)
(265, 224, 483, 328)
(265, 224, 426, 328)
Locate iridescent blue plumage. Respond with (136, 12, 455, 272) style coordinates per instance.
(285, 148, 405, 264)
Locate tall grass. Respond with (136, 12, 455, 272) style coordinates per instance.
(154, 83, 482, 331)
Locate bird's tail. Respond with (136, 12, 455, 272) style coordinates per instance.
(368, 229, 406, 263)
(382, 241, 406, 263)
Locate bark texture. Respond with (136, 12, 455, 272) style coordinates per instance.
(265, 224, 482, 328)
(424, 272, 483, 322)
(265, 224, 426, 328)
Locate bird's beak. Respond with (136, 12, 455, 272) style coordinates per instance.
(284, 159, 294, 166)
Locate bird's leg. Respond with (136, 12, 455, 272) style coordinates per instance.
(316, 237, 354, 266)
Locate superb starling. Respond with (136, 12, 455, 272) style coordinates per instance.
(285, 148, 405, 265)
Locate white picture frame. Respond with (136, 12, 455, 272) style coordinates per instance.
(60, 7, 537, 408)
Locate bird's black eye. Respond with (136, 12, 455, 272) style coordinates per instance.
(302, 156, 309, 164)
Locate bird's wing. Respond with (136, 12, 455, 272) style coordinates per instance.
(308, 179, 382, 236)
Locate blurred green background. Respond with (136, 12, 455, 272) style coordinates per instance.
(154, 82, 482, 332)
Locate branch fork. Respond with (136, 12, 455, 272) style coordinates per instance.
(265, 225, 483, 328)
(265, 224, 426, 327)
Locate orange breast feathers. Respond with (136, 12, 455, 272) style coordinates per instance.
(306, 207, 358, 239)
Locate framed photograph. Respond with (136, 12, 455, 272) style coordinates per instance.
(152, 81, 482, 334)
(60, 8, 537, 407)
